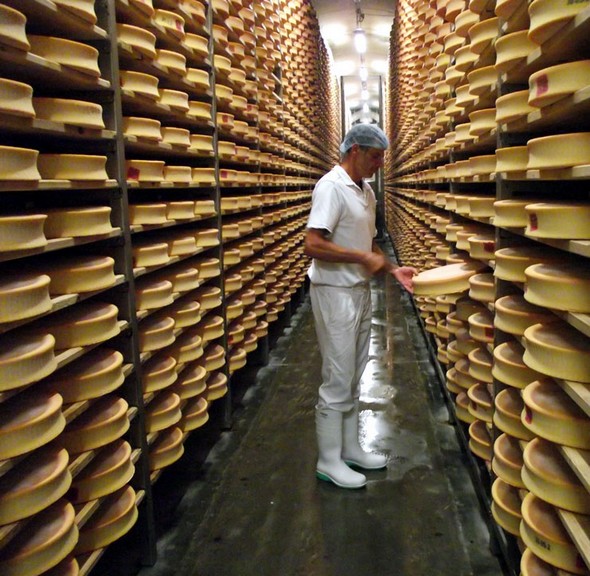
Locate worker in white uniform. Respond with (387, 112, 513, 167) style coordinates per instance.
(304, 124, 416, 489)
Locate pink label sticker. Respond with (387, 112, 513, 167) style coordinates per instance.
(529, 213, 538, 231)
(127, 166, 140, 180)
(485, 327, 494, 340)
(524, 406, 533, 424)
(535, 74, 549, 97)
(484, 241, 495, 253)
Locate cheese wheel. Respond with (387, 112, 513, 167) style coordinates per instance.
(467, 346, 493, 383)
(0, 214, 47, 250)
(0, 391, 65, 459)
(495, 145, 528, 173)
(63, 396, 129, 454)
(0, 332, 57, 390)
(524, 263, 590, 312)
(164, 165, 192, 183)
(494, 246, 562, 282)
(191, 167, 216, 185)
(126, 160, 165, 182)
(161, 126, 190, 147)
(528, 133, 590, 170)
(493, 340, 543, 389)
(167, 233, 197, 256)
(135, 278, 174, 310)
(33, 98, 105, 129)
(0, 273, 51, 322)
(123, 117, 162, 141)
(467, 65, 497, 96)
(491, 478, 522, 536)
(0, 5, 30, 51)
(36, 301, 120, 349)
(523, 437, 590, 513)
(138, 316, 175, 352)
(195, 257, 221, 279)
(467, 382, 493, 422)
(75, 486, 138, 554)
(156, 49, 186, 74)
(187, 100, 212, 120)
(495, 30, 537, 73)
(228, 346, 246, 372)
(524, 321, 590, 383)
(467, 233, 495, 259)
(162, 266, 200, 293)
(494, 387, 535, 440)
(493, 198, 538, 227)
(180, 395, 209, 431)
(494, 294, 557, 336)
(199, 343, 225, 371)
(522, 378, 590, 448)
(468, 309, 494, 342)
(149, 426, 184, 471)
(0, 79, 35, 117)
(0, 145, 41, 181)
(525, 202, 590, 239)
(184, 33, 208, 56)
(132, 241, 170, 267)
(0, 445, 71, 525)
(492, 433, 525, 488)
(154, 9, 185, 39)
(37, 154, 108, 181)
(173, 362, 206, 399)
(43, 556, 79, 576)
(520, 492, 585, 574)
(168, 330, 203, 363)
(0, 500, 78, 576)
(117, 24, 156, 58)
(468, 419, 493, 460)
(456, 391, 476, 424)
(520, 548, 580, 576)
(413, 261, 487, 296)
(44, 206, 113, 238)
(141, 354, 177, 393)
(158, 89, 189, 111)
(467, 272, 495, 303)
(495, 90, 535, 124)
(528, 0, 589, 45)
(194, 286, 222, 310)
(129, 203, 168, 225)
(53, 0, 97, 23)
(529, 61, 590, 108)
(48, 255, 116, 294)
(28, 35, 100, 77)
(44, 348, 124, 402)
(69, 439, 133, 503)
(145, 391, 181, 432)
(120, 71, 159, 99)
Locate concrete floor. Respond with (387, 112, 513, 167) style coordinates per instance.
(127, 247, 505, 576)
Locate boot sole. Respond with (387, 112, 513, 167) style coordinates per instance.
(316, 471, 367, 489)
(344, 459, 388, 471)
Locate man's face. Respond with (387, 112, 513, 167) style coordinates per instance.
(355, 146, 385, 178)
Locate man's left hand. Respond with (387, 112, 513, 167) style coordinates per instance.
(391, 266, 418, 293)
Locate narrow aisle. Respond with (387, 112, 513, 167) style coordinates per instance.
(137, 243, 503, 576)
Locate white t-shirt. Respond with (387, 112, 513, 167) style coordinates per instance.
(306, 165, 376, 287)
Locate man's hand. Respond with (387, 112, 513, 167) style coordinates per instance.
(391, 266, 417, 293)
(360, 252, 390, 276)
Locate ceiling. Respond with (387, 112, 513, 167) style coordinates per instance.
(310, 0, 396, 125)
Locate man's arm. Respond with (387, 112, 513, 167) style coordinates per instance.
(371, 239, 417, 293)
(304, 228, 390, 275)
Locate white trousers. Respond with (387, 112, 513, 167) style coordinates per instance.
(310, 283, 372, 412)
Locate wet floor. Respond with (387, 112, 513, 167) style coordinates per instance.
(118, 244, 505, 576)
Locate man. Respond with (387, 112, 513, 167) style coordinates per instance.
(304, 123, 416, 489)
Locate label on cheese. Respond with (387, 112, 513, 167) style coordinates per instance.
(529, 213, 538, 231)
(535, 74, 549, 97)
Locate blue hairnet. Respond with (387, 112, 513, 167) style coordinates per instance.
(339, 124, 389, 154)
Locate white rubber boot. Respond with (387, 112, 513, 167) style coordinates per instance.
(342, 401, 388, 470)
(316, 409, 367, 489)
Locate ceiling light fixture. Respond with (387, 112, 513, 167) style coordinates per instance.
(353, 0, 366, 54)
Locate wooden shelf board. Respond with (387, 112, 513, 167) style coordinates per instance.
(559, 446, 590, 495)
(557, 509, 590, 572)
(0, 179, 119, 193)
(0, 113, 115, 140)
(557, 379, 590, 419)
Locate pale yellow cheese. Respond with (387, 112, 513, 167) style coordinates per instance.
(173, 363, 207, 399)
(181, 396, 209, 431)
(0, 5, 30, 51)
(495, 90, 535, 124)
(494, 294, 557, 336)
(494, 246, 562, 282)
(524, 321, 590, 383)
(75, 485, 138, 554)
(45, 348, 124, 402)
(48, 255, 116, 294)
(28, 35, 100, 77)
(0, 79, 35, 117)
(0, 390, 65, 460)
(37, 154, 108, 181)
(494, 387, 534, 440)
(491, 478, 522, 536)
(0, 500, 77, 576)
(53, 0, 97, 23)
(158, 89, 189, 111)
(169, 330, 204, 363)
(528, 133, 590, 170)
(69, 439, 133, 503)
(493, 340, 543, 389)
(123, 117, 162, 141)
(129, 203, 168, 225)
(135, 278, 174, 310)
(0, 145, 41, 181)
(154, 9, 185, 39)
(528, 0, 589, 45)
(495, 30, 537, 73)
(138, 316, 175, 352)
(156, 49, 187, 75)
(468, 419, 493, 461)
(126, 160, 165, 182)
(149, 426, 184, 471)
(0, 273, 51, 322)
(525, 202, 590, 239)
(145, 391, 181, 432)
(492, 433, 525, 488)
(45, 206, 113, 238)
(117, 24, 156, 58)
(142, 354, 177, 393)
(120, 71, 159, 99)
